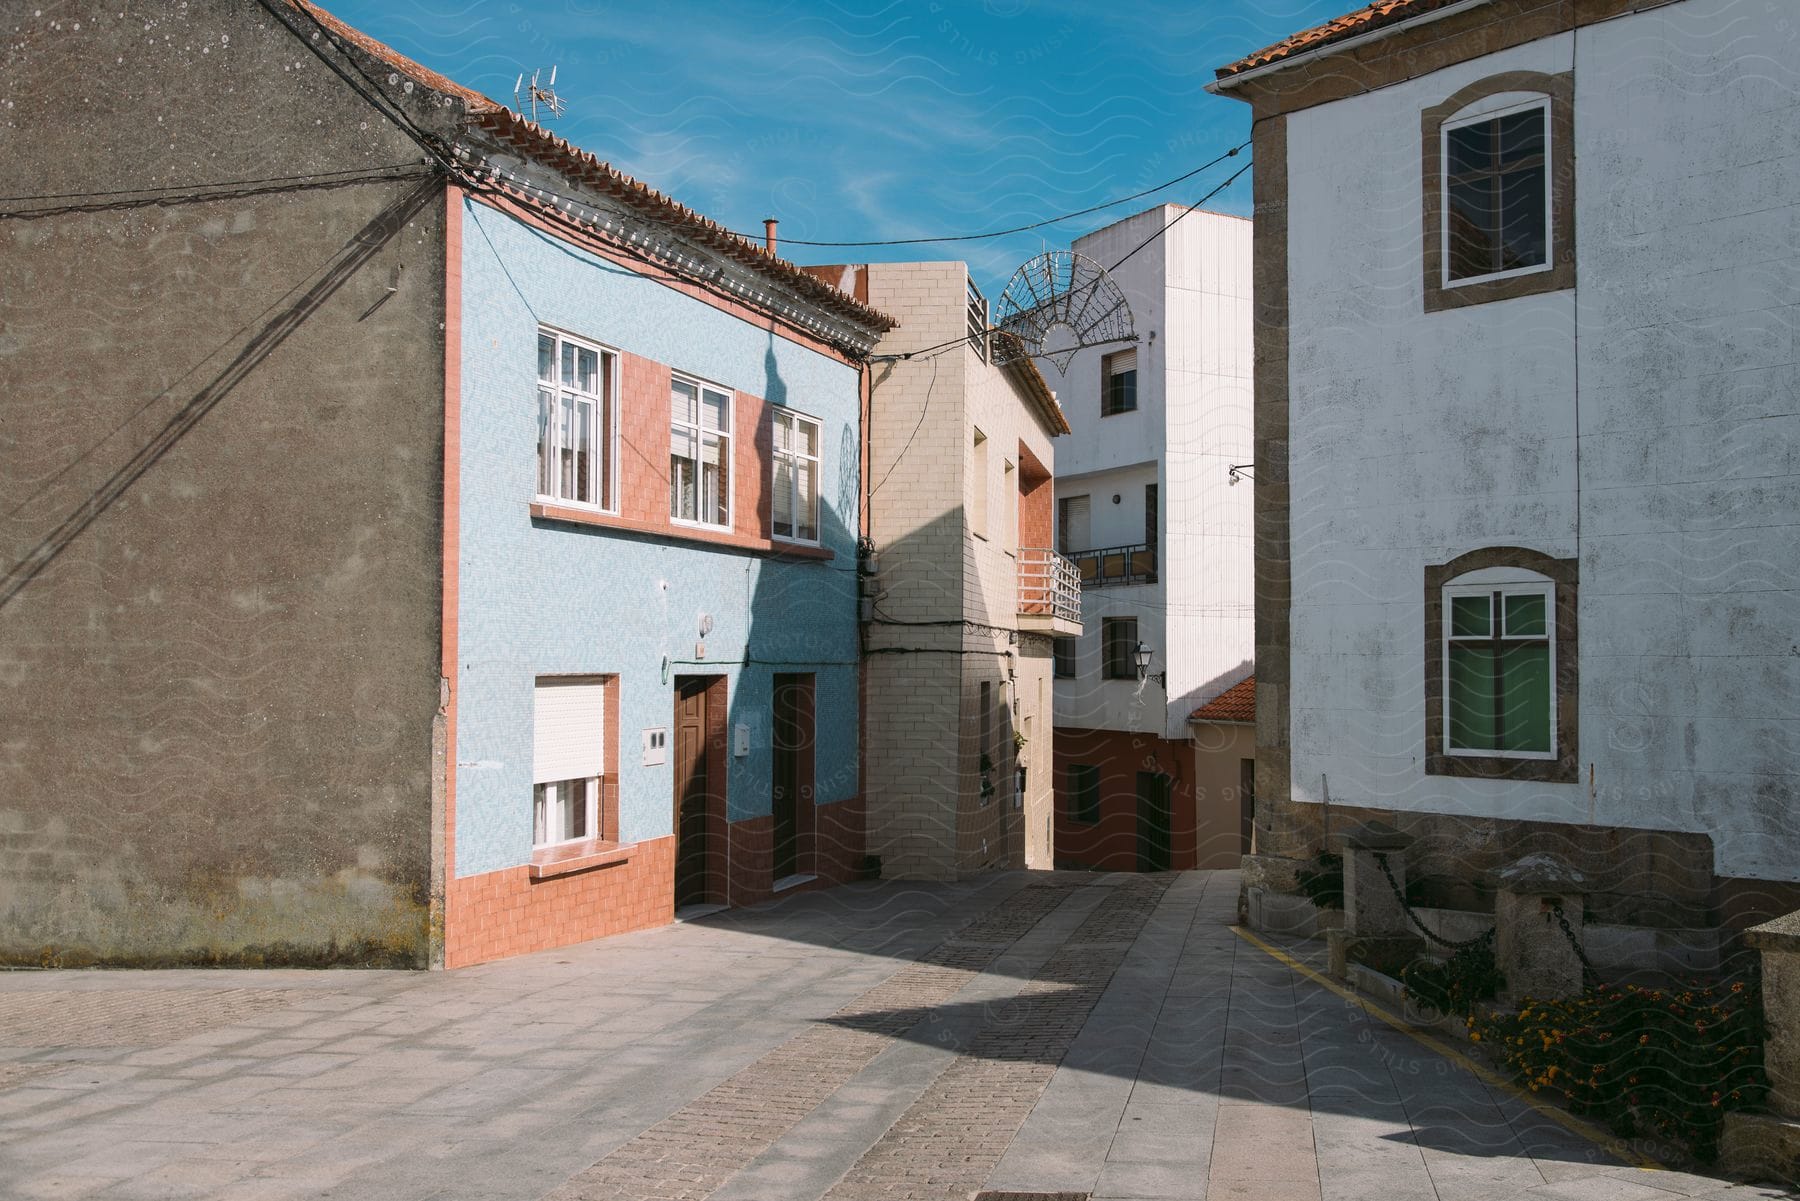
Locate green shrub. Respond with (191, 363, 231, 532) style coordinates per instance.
(1469, 977, 1766, 1162)
(1295, 851, 1343, 911)
(1402, 935, 1504, 1019)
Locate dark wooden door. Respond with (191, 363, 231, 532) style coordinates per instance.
(771, 675, 801, 880)
(1239, 758, 1256, 856)
(1136, 771, 1172, 872)
(674, 678, 711, 907)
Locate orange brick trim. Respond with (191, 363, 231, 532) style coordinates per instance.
(444, 835, 676, 968)
(528, 841, 634, 880)
(528, 504, 833, 560)
(438, 182, 465, 969)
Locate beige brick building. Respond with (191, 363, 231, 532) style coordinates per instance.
(807, 262, 1075, 880)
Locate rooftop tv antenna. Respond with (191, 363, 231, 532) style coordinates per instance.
(514, 66, 566, 124)
(992, 250, 1136, 374)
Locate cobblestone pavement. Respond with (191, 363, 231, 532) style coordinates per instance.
(0, 870, 1792, 1201)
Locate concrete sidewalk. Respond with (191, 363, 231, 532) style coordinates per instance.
(0, 870, 1789, 1200)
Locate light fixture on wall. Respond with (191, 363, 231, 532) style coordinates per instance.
(1134, 641, 1165, 689)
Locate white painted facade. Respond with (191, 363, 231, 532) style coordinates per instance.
(1281, 0, 1799, 880)
(1050, 207, 1255, 740)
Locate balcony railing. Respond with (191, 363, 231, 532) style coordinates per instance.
(1018, 547, 1081, 626)
(1066, 542, 1157, 588)
(967, 276, 990, 363)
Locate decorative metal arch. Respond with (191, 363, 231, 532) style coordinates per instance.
(993, 250, 1136, 373)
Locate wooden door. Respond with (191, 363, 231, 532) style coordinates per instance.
(1136, 771, 1172, 872)
(771, 675, 801, 881)
(1239, 758, 1256, 856)
(674, 678, 711, 907)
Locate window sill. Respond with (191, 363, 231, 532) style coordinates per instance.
(528, 839, 635, 881)
(1424, 752, 1576, 784)
(530, 503, 833, 561)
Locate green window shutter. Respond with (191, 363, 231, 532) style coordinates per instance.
(1498, 643, 1552, 752)
(1448, 643, 1498, 750)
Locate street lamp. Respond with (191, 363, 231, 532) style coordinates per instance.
(1133, 641, 1164, 687)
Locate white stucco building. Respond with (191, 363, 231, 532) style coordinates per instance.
(1048, 208, 1256, 872)
(1212, 0, 1800, 927)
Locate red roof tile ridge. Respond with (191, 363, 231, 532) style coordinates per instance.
(1189, 674, 1256, 723)
(277, 1, 895, 336)
(1217, 0, 1473, 79)
(282, 0, 499, 110)
(472, 109, 896, 332)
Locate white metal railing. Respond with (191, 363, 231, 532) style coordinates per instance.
(967, 276, 990, 362)
(1018, 548, 1080, 625)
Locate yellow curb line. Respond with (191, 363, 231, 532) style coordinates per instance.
(1228, 923, 1666, 1173)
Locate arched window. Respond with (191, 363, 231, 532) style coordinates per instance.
(1422, 71, 1575, 312)
(1424, 548, 1577, 782)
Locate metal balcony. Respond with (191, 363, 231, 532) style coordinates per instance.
(1017, 548, 1082, 637)
(1066, 542, 1157, 588)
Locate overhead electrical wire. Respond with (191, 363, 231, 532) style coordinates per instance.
(1106, 158, 1256, 273)
(0, 163, 432, 210)
(729, 142, 1249, 248)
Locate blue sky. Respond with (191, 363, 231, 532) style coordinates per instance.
(324, 0, 1350, 294)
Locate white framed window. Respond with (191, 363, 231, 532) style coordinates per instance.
(1101, 349, 1137, 416)
(1443, 572, 1555, 759)
(771, 408, 820, 544)
(536, 329, 616, 510)
(1441, 97, 1552, 287)
(671, 375, 732, 528)
(532, 677, 604, 847)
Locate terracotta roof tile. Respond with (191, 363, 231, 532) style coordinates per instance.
(471, 110, 896, 334)
(284, 0, 499, 111)
(281, 1, 895, 337)
(1217, 0, 1471, 79)
(1190, 675, 1255, 723)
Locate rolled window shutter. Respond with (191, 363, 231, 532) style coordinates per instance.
(534, 680, 604, 783)
(1060, 495, 1090, 553)
(1108, 348, 1136, 376)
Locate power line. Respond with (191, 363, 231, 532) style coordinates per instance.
(1107, 159, 1255, 273)
(0, 163, 431, 208)
(735, 142, 1249, 248)
(256, 0, 460, 175)
(0, 164, 436, 221)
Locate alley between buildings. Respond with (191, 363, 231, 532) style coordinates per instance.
(0, 872, 1786, 1201)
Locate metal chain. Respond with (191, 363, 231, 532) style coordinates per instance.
(1372, 852, 1496, 950)
(1549, 900, 1602, 985)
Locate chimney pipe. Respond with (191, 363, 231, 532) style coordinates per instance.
(763, 217, 778, 256)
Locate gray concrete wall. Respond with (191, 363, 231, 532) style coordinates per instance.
(0, 1, 452, 965)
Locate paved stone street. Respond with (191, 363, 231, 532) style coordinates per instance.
(0, 871, 1790, 1201)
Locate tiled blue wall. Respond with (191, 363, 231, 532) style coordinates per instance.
(454, 199, 862, 879)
